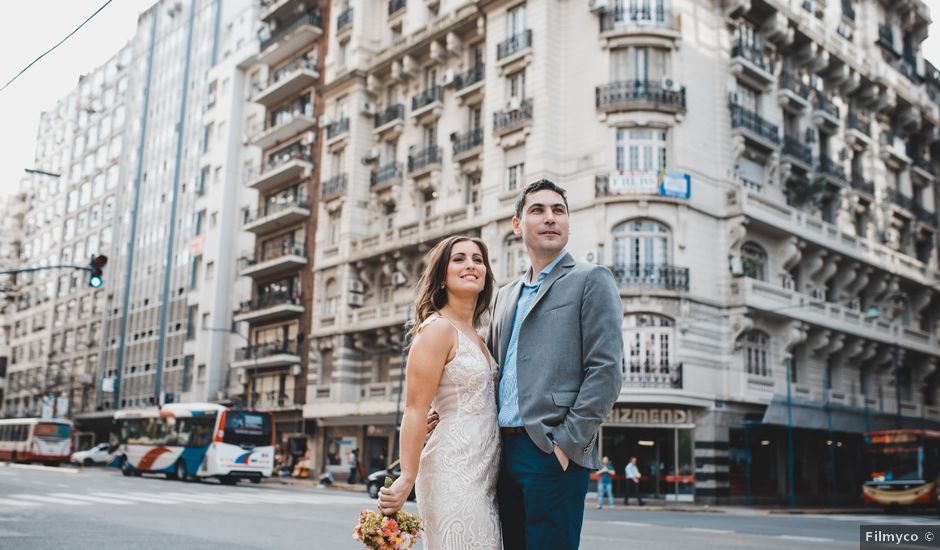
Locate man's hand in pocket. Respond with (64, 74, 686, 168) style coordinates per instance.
(553, 443, 569, 471)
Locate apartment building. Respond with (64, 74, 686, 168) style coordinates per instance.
(304, 0, 939, 504)
(233, 0, 327, 440)
(2, 48, 132, 423)
(99, 0, 259, 413)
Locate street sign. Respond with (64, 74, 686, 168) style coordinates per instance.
(660, 170, 692, 199)
(101, 377, 115, 393)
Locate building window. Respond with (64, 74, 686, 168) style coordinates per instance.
(466, 174, 481, 205)
(623, 313, 673, 372)
(616, 128, 666, 173)
(507, 4, 526, 37)
(612, 219, 671, 270)
(327, 210, 341, 245)
(507, 162, 525, 192)
(741, 241, 767, 281)
(504, 235, 527, 279)
(507, 70, 526, 100)
(740, 329, 770, 377)
(205, 261, 214, 281)
(323, 279, 339, 316)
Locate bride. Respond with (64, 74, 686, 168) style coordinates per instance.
(378, 235, 502, 549)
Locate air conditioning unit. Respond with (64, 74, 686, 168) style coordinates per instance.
(507, 97, 522, 110)
(661, 77, 680, 92)
(587, 0, 609, 12)
(729, 255, 744, 277)
(319, 114, 333, 127)
(440, 69, 455, 87)
(290, 364, 302, 376)
(347, 279, 365, 293)
(301, 131, 316, 145)
(583, 249, 600, 264)
(392, 272, 407, 286)
(347, 293, 365, 307)
(360, 101, 376, 115)
(727, 91, 739, 105)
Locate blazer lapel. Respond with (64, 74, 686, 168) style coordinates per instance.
(523, 252, 576, 322)
(498, 278, 523, 361)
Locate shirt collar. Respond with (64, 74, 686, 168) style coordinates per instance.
(523, 250, 567, 288)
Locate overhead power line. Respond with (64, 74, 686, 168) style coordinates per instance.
(0, 0, 114, 95)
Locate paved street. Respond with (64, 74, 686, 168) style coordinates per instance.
(0, 463, 937, 549)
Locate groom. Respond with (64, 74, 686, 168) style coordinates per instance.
(489, 179, 623, 549)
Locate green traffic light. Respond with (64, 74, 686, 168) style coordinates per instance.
(89, 275, 103, 288)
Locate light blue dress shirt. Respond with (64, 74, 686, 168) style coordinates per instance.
(497, 251, 567, 427)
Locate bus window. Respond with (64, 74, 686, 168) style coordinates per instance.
(223, 411, 272, 447)
(176, 415, 215, 448)
(34, 423, 71, 439)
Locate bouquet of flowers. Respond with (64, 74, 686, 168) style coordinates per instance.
(353, 476, 423, 550)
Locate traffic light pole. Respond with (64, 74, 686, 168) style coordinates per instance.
(0, 263, 96, 276)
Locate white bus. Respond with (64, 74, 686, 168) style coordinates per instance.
(112, 403, 275, 484)
(0, 418, 74, 465)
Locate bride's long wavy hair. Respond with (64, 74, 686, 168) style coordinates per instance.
(410, 236, 495, 337)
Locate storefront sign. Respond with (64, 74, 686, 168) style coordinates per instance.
(606, 407, 695, 426)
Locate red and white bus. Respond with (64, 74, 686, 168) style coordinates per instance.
(112, 403, 275, 484)
(0, 418, 74, 464)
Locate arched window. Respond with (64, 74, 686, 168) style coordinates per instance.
(622, 313, 675, 386)
(612, 219, 671, 276)
(504, 235, 528, 279)
(741, 241, 767, 281)
(739, 330, 770, 377)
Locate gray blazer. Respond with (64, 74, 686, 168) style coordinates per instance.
(487, 252, 624, 469)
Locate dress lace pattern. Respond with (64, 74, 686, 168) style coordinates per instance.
(415, 314, 502, 550)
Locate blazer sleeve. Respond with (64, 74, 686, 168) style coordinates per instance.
(552, 266, 624, 460)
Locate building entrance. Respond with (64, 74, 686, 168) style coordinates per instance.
(601, 426, 694, 501)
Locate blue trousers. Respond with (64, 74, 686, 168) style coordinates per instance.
(597, 480, 614, 508)
(498, 432, 589, 550)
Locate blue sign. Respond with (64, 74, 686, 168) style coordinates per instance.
(659, 171, 691, 199)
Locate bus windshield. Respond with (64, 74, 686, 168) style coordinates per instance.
(867, 445, 922, 481)
(223, 411, 272, 447)
(34, 423, 71, 439)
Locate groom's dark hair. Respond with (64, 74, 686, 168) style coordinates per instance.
(514, 179, 569, 219)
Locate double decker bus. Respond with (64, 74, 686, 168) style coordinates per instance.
(0, 418, 74, 465)
(862, 429, 940, 509)
(112, 403, 274, 484)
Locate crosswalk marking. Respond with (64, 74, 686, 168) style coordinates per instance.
(90, 491, 189, 505)
(683, 527, 734, 534)
(10, 494, 90, 506)
(48, 493, 137, 505)
(779, 535, 834, 542)
(0, 498, 39, 507)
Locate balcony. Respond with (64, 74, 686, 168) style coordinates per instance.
(623, 360, 682, 389)
(911, 157, 936, 184)
(258, 11, 323, 67)
(388, 0, 406, 17)
(782, 135, 813, 170)
(336, 7, 353, 39)
(244, 144, 313, 192)
(373, 104, 405, 138)
(411, 86, 442, 120)
(239, 246, 307, 279)
(252, 58, 318, 108)
(320, 173, 347, 201)
(407, 146, 442, 177)
(729, 104, 780, 151)
(609, 263, 689, 292)
(730, 39, 774, 89)
(253, 104, 316, 150)
(455, 64, 485, 100)
(886, 188, 914, 213)
(325, 118, 349, 141)
(496, 29, 532, 62)
(881, 131, 911, 169)
(849, 173, 875, 197)
(243, 198, 311, 235)
(370, 161, 402, 192)
(912, 203, 938, 228)
(253, 393, 301, 412)
(812, 94, 840, 132)
(815, 156, 848, 188)
(599, 5, 676, 37)
(846, 111, 873, 149)
(452, 128, 483, 161)
(233, 292, 304, 324)
(595, 80, 686, 115)
(493, 98, 533, 136)
(778, 71, 812, 112)
(231, 340, 302, 370)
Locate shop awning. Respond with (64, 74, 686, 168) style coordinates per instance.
(761, 399, 940, 433)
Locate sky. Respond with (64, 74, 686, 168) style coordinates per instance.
(0, 1, 939, 203)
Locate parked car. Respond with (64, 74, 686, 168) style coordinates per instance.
(365, 465, 416, 501)
(70, 442, 111, 466)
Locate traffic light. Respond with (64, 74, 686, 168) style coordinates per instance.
(88, 255, 108, 288)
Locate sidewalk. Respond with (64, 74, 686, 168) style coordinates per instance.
(263, 474, 368, 495)
(587, 495, 913, 516)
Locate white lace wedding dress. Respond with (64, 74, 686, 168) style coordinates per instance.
(415, 314, 502, 550)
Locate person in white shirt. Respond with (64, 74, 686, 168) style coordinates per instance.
(624, 456, 645, 506)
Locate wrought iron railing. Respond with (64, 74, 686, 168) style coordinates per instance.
(236, 291, 301, 314)
(412, 86, 442, 111)
(244, 197, 310, 224)
(818, 156, 847, 183)
(455, 65, 485, 91)
(235, 340, 302, 361)
(337, 7, 353, 31)
(623, 360, 683, 389)
(260, 11, 322, 51)
(608, 263, 689, 291)
(326, 118, 349, 140)
(241, 244, 306, 268)
(886, 188, 913, 210)
(847, 111, 870, 136)
(731, 39, 771, 72)
(388, 0, 406, 16)
(600, 6, 673, 32)
(595, 80, 686, 110)
(408, 147, 443, 173)
(452, 128, 483, 156)
(813, 94, 840, 120)
(779, 71, 811, 99)
(493, 98, 533, 133)
(267, 57, 317, 88)
(729, 104, 780, 144)
(321, 174, 348, 198)
(497, 29, 532, 60)
(371, 162, 402, 187)
(783, 135, 813, 165)
(374, 104, 404, 128)
(850, 173, 875, 195)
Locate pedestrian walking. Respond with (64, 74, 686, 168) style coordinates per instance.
(624, 456, 645, 506)
(348, 448, 360, 484)
(596, 456, 614, 509)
